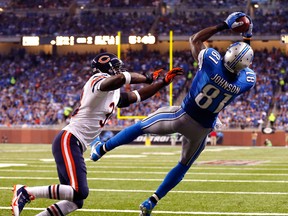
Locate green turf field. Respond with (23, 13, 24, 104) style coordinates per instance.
(0, 144, 288, 215)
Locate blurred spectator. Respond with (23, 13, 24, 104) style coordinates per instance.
(210, 130, 217, 146)
(268, 112, 276, 128)
(251, 131, 258, 146)
(264, 138, 272, 147)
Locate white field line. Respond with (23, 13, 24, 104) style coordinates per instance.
(1, 176, 288, 183)
(0, 158, 287, 164)
(1, 187, 287, 195)
(0, 206, 287, 215)
(11, 164, 288, 171)
(1, 169, 288, 177)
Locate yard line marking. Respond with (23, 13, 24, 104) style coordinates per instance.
(0, 163, 27, 168)
(25, 164, 288, 171)
(89, 189, 288, 195)
(1, 176, 288, 183)
(2, 169, 288, 176)
(0, 206, 287, 215)
(39, 155, 146, 162)
(1, 186, 287, 195)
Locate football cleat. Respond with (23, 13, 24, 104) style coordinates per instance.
(139, 198, 156, 216)
(90, 140, 106, 161)
(11, 185, 35, 216)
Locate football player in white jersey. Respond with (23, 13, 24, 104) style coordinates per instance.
(11, 52, 183, 216)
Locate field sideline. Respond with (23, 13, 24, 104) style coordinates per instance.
(0, 144, 288, 216)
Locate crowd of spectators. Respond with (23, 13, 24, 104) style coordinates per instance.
(156, 9, 288, 36)
(0, 0, 287, 130)
(0, 48, 185, 127)
(0, 0, 287, 36)
(0, 47, 287, 130)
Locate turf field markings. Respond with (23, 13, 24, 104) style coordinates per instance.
(1, 186, 288, 195)
(2, 169, 288, 177)
(90, 188, 288, 195)
(23, 164, 288, 171)
(204, 147, 254, 152)
(0, 149, 52, 153)
(0, 163, 27, 168)
(142, 152, 177, 155)
(1, 176, 288, 183)
(0, 206, 287, 215)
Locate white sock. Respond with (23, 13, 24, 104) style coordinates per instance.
(36, 200, 78, 216)
(26, 184, 74, 200)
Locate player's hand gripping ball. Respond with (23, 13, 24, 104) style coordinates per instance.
(232, 16, 250, 33)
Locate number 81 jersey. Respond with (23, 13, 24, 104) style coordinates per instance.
(182, 48, 256, 128)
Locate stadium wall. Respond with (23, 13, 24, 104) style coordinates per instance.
(0, 128, 286, 146)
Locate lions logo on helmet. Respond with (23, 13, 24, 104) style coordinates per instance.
(223, 42, 254, 74)
(91, 52, 124, 75)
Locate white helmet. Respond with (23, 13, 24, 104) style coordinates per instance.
(223, 42, 254, 74)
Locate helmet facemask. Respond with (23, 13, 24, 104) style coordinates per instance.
(223, 42, 254, 74)
(108, 58, 126, 75)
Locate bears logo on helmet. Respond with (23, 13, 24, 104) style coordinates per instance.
(91, 53, 124, 75)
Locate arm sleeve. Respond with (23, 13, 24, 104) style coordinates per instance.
(117, 92, 130, 108)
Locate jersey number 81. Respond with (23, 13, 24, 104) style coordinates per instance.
(195, 84, 232, 113)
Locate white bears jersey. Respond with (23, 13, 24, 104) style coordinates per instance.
(63, 72, 120, 152)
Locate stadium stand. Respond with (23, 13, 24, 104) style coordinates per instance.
(0, 0, 287, 131)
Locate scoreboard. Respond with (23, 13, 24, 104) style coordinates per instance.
(22, 34, 156, 46)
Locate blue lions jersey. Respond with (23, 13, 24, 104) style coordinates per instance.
(181, 48, 256, 128)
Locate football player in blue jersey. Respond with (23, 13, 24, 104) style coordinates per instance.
(90, 12, 255, 216)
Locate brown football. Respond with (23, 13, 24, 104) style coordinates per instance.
(232, 16, 250, 33)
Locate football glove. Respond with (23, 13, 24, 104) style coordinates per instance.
(242, 15, 253, 39)
(164, 67, 184, 84)
(224, 12, 246, 29)
(145, 69, 164, 84)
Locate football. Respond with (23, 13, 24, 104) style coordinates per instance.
(232, 16, 250, 33)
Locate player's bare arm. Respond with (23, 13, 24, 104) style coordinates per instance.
(99, 72, 149, 91)
(117, 68, 184, 108)
(190, 12, 248, 62)
(189, 25, 222, 62)
(99, 69, 167, 92)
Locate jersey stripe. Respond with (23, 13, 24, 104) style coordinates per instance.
(52, 184, 57, 199)
(50, 204, 59, 216)
(91, 76, 105, 93)
(141, 108, 185, 130)
(61, 131, 79, 191)
(54, 203, 64, 216)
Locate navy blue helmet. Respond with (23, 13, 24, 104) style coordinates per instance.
(91, 53, 124, 75)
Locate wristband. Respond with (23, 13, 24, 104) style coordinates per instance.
(152, 194, 160, 202)
(216, 22, 228, 31)
(145, 73, 153, 84)
(132, 90, 141, 102)
(122, 72, 131, 84)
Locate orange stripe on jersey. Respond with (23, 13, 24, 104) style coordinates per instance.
(61, 131, 71, 182)
(67, 136, 79, 191)
(61, 131, 79, 191)
(50, 205, 59, 216)
(90, 76, 105, 88)
(52, 185, 57, 199)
